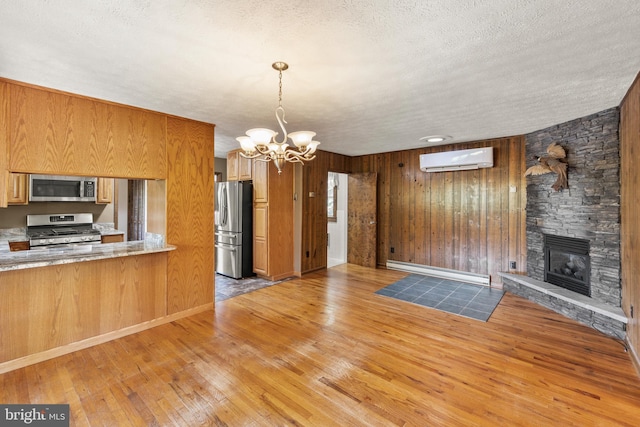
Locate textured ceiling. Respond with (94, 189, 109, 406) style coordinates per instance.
(1, 1, 639, 158)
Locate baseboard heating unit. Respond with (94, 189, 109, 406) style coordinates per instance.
(386, 261, 491, 287)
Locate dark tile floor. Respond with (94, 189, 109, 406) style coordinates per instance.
(375, 274, 504, 321)
(215, 274, 287, 302)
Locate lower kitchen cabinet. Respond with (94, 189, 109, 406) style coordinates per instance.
(253, 206, 268, 274)
(101, 233, 124, 244)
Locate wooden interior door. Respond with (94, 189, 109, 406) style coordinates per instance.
(348, 172, 378, 268)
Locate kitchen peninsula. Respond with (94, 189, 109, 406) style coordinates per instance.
(0, 78, 214, 373)
(0, 239, 175, 272)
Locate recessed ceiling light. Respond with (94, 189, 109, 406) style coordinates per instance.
(420, 135, 451, 143)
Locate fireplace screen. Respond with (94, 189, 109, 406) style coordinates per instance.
(544, 234, 590, 296)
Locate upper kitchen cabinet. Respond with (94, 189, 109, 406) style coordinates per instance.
(6, 173, 28, 205)
(8, 82, 167, 179)
(96, 177, 114, 204)
(227, 149, 252, 181)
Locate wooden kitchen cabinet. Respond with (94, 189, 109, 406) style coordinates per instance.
(96, 177, 113, 204)
(227, 149, 252, 181)
(101, 233, 124, 244)
(227, 150, 239, 180)
(252, 160, 294, 280)
(0, 254, 168, 364)
(0, 78, 216, 371)
(253, 160, 269, 203)
(253, 206, 269, 274)
(8, 82, 167, 178)
(7, 173, 28, 205)
(238, 153, 252, 180)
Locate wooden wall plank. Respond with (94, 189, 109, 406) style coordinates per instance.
(444, 170, 454, 270)
(378, 154, 391, 264)
(620, 71, 640, 371)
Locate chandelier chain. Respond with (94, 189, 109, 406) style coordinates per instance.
(278, 69, 283, 108)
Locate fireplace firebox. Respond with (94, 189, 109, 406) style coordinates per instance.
(544, 234, 590, 297)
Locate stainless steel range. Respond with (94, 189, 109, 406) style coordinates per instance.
(27, 213, 102, 248)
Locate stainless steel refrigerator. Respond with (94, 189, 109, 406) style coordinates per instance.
(215, 181, 254, 279)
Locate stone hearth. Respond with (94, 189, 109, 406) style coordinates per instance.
(504, 107, 625, 338)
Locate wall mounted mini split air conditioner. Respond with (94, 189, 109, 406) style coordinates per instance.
(419, 147, 494, 172)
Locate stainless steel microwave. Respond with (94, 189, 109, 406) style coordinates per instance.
(29, 175, 97, 202)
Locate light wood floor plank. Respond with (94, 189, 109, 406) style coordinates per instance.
(1, 264, 639, 426)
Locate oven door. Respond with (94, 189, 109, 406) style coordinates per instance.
(29, 175, 97, 202)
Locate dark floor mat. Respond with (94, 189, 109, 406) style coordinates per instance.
(376, 273, 504, 321)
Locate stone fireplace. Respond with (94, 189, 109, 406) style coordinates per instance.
(501, 107, 626, 338)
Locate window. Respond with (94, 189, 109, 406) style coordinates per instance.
(327, 172, 338, 222)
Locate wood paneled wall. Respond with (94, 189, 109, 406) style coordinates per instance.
(351, 137, 527, 283)
(620, 71, 640, 372)
(166, 117, 215, 314)
(300, 150, 351, 273)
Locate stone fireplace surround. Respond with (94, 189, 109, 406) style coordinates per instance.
(500, 107, 626, 339)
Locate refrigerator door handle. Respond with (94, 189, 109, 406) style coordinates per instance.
(215, 232, 236, 238)
(215, 244, 237, 251)
(222, 186, 229, 226)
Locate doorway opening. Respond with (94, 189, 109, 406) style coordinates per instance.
(327, 172, 348, 268)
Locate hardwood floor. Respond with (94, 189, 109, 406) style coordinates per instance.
(2, 264, 639, 426)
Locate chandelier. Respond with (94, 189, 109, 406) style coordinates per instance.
(236, 62, 320, 174)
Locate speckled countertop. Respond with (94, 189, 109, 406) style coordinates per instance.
(0, 240, 176, 272)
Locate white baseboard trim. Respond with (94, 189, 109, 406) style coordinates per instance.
(386, 261, 491, 286)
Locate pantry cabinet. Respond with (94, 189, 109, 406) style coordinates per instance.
(252, 160, 294, 280)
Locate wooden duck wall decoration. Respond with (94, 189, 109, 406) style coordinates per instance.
(524, 142, 568, 191)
